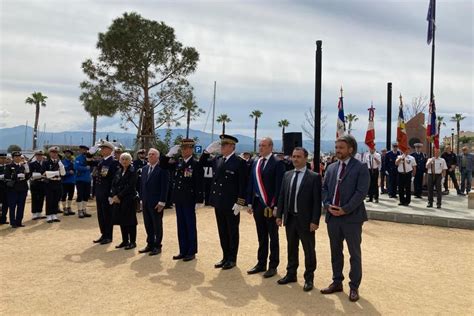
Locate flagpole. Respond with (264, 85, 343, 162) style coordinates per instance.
(313, 40, 322, 170)
(428, 0, 436, 157)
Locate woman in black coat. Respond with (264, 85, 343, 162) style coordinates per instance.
(110, 152, 138, 250)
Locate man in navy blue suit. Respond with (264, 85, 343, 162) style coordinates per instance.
(246, 137, 285, 278)
(139, 148, 169, 256)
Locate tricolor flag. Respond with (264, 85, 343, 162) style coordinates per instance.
(396, 101, 408, 152)
(336, 93, 346, 138)
(365, 104, 376, 150)
(427, 0, 436, 45)
(426, 99, 439, 149)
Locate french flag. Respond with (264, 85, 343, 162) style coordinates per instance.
(365, 104, 375, 150)
(426, 99, 439, 149)
(336, 95, 346, 138)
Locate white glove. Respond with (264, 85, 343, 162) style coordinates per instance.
(31, 172, 42, 180)
(385, 171, 389, 176)
(58, 161, 66, 176)
(411, 177, 415, 182)
(442, 177, 445, 183)
(166, 145, 180, 157)
(232, 203, 242, 215)
(17, 173, 25, 179)
(89, 146, 98, 155)
(206, 141, 221, 154)
(195, 203, 204, 209)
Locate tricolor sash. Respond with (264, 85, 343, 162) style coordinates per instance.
(253, 158, 274, 209)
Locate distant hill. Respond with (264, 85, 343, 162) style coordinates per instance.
(0, 125, 383, 154)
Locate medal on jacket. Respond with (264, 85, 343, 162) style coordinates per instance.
(101, 166, 109, 177)
(184, 167, 193, 178)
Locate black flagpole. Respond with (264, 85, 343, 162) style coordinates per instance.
(314, 41, 322, 171)
(428, 0, 436, 158)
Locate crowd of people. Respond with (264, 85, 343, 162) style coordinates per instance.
(0, 134, 472, 302)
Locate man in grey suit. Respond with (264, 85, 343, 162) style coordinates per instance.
(276, 147, 321, 292)
(321, 135, 370, 302)
(458, 146, 473, 194)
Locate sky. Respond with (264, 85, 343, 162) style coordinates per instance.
(1, 0, 473, 143)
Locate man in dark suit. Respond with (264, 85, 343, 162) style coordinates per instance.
(411, 143, 427, 198)
(385, 143, 401, 198)
(4, 151, 30, 228)
(93, 141, 119, 245)
(0, 153, 8, 225)
(161, 139, 204, 261)
(29, 150, 47, 220)
(275, 147, 321, 292)
(246, 137, 285, 278)
(200, 134, 248, 270)
(321, 134, 370, 302)
(139, 148, 169, 256)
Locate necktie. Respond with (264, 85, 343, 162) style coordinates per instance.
(259, 158, 266, 173)
(334, 162, 346, 206)
(289, 171, 300, 213)
(148, 166, 154, 175)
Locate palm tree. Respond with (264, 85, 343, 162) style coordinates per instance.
(249, 110, 263, 153)
(25, 91, 48, 150)
(345, 113, 358, 135)
(451, 113, 466, 154)
(179, 94, 204, 138)
(278, 119, 290, 151)
(436, 116, 446, 134)
(79, 84, 117, 145)
(216, 114, 231, 135)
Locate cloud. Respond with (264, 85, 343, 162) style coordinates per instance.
(1, 0, 472, 144)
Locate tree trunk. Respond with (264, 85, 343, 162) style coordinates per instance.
(92, 114, 97, 145)
(222, 122, 225, 135)
(253, 118, 257, 153)
(33, 103, 40, 150)
(186, 109, 191, 138)
(282, 127, 285, 152)
(457, 121, 460, 155)
(140, 84, 156, 151)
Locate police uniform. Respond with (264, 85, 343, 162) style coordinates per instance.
(28, 151, 48, 220)
(161, 139, 204, 261)
(200, 135, 248, 269)
(396, 153, 417, 206)
(0, 153, 9, 224)
(384, 145, 401, 198)
(4, 152, 30, 227)
(61, 149, 76, 216)
(411, 144, 427, 198)
(426, 156, 448, 208)
(75, 145, 93, 218)
(44, 147, 66, 223)
(94, 141, 119, 243)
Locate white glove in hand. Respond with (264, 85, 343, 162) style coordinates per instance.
(411, 177, 415, 182)
(206, 141, 221, 154)
(166, 145, 180, 157)
(385, 171, 389, 176)
(89, 146, 98, 155)
(441, 177, 445, 184)
(232, 203, 242, 215)
(195, 203, 204, 209)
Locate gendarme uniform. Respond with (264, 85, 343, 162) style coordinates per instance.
(4, 152, 30, 227)
(44, 147, 66, 223)
(94, 141, 119, 242)
(29, 150, 47, 220)
(0, 153, 8, 224)
(61, 149, 76, 216)
(199, 134, 248, 269)
(396, 153, 417, 206)
(161, 139, 204, 260)
(426, 156, 447, 208)
(411, 144, 427, 198)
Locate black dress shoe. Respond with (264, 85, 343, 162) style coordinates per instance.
(214, 260, 226, 268)
(11, 224, 18, 228)
(247, 265, 266, 275)
(303, 281, 314, 292)
(349, 289, 359, 302)
(183, 255, 196, 262)
(277, 275, 297, 285)
(93, 237, 104, 243)
(173, 254, 185, 260)
(0, 221, 9, 225)
(100, 238, 112, 245)
(427, 204, 433, 208)
(138, 246, 153, 253)
(436, 205, 441, 209)
(47, 220, 53, 224)
(53, 219, 61, 222)
(39, 216, 47, 219)
(115, 242, 129, 249)
(222, 261, 236, 270)
(263, 268, 277, 278)
(83, 212, 92, 218)
(17, 224, 25, 227)
(125, 243, 136, 250)
(149, 248, 162, 256)
(320, 282, 343, 294)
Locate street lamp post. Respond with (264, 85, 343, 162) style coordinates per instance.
(451, 128, 454, 151)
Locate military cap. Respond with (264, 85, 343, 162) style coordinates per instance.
(34, 150, 44, 155)
(220, 134, 239, 145)
(414, 143, 423, 147)
(79, 145, 89, 150)
(392, 143, 399, 147)
(137, 149, 146, 154)
(0, 152, 7, 157)
(98, 140, 114, 150)
(11, 151, 22, 157)
(48, 146, 60, 153)
(180, 138, 195, 147)
(63, 149, 74, 155)
(114, 146, 123, 152)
